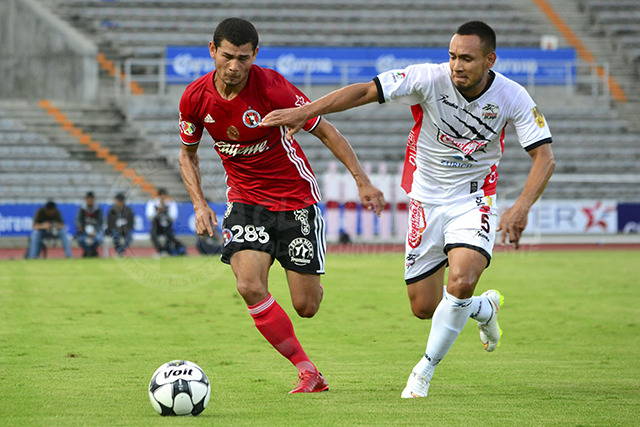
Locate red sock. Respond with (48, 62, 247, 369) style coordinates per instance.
(248, 294, 317, 373)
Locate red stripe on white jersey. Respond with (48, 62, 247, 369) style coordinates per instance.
(482, 126, 506, 197)
(401, 105, 424, 195)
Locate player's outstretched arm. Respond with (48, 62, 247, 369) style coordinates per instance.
(260, 82, 380, 140)
(311, 118, 386, 216)
(498, 143, 555, 249)
(178, 144, 218, 236)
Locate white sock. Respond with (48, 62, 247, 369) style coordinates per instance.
(413, 290, 474, 379)
(469, 294, 494, 324)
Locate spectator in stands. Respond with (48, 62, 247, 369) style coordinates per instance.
(26, 201, 72, 259)
(74, 191, 104, 257)
(178, 17, 384, 394)
(145, 188, 185, 256)
(262, 21, 555, 398)
(107, 193, 134, 256)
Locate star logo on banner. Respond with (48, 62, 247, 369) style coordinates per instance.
(582, 201, 615, 231)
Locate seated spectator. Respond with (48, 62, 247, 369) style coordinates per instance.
(26, 201, 72, 259)
(146, 188, 185, 256)
(74, 191, 104, 257)
(107, 193, 134, 256)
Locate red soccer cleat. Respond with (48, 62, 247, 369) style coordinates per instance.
(289, 371, 329, 394)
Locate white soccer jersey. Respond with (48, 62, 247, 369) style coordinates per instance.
(375, 62, 552, 204)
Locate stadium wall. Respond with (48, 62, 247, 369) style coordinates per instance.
(0, 0, 98, 102)
(1, 201, 639, 246)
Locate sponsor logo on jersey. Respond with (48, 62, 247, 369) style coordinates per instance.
(204, 114, 215, 123)
(481, 103, 500, 121)
(180, 120, 196, 136)
(293, 208, 311, 235)
(406, 253, 419, 268)
(440, 159, 472, 168)
(222, 228, 233, 246)
(531, 106, 545, 128)
(437, 129, 489, 156)
(214, 139, 269, 157)
(242, 109, 261, 128)
(408, 199, 426, 249)
(288, 237, 314, 266)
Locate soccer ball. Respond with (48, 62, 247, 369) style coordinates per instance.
(148, 360, 211, 416)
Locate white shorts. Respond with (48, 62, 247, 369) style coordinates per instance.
(404, 195, 498, 284)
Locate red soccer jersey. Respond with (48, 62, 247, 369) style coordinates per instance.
(179, 65, 322, 211)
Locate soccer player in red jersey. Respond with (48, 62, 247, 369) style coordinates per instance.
(178, 18, 385, 393)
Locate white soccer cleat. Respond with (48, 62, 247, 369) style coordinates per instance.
(478, 289, 504, 352)
(401, 371, 430, 398)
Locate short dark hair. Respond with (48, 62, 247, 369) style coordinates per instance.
(45, 201, 57, 210)
(86, 191, 95, 198)
(456, 21, 496, 53)
(213, 17, 259, 51)
(115, 193, 125, 202)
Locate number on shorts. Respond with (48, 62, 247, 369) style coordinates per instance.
(480, 212, 491, 233)
(230, 225, 269, 244)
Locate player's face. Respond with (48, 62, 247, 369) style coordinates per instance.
(210, 40, 258, 89)
(448, 34, 496, 98)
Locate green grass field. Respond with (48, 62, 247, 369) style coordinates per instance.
(1, 250, 639, 426)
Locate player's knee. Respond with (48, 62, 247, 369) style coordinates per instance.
(293, 299, 319, 318)
(411, 301, 437, 320)
(236, 280, 267, 304)
(447, 267, 480, 299)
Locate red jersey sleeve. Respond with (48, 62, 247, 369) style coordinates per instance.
(268, 73, 321, 132)
(178, 87, 204, 146)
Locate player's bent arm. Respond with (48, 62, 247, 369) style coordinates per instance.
(178, 144, 218, 234)
(516, 142, 556, 209)
(260, 82, 379, 135)
(311, 118, 386, 216)
(498, 142, 555, 247)
(302, 81, 380, 117)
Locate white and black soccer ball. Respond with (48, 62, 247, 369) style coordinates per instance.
(148, 360, 211, 416)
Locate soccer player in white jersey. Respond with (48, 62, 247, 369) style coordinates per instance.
(261, 21, 555, 398)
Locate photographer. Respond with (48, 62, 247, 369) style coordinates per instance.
(26, 201, 72, 259)
(75, 191, 104, 257)
(145, 188, 185, 256)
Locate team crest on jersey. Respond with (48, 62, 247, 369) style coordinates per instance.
(180, 120, 196, 136)
(531, 106, 546, 128)
(288, 238, 314, 266)
(242, 109, 261, 128)
(222, 228, 233, 246)
(481, 103, 500, 121)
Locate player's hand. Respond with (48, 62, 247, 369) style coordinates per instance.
(497, 203, 529, 249)
(194, 204, 218, 237)
(358, 183, 386, 217)
(260, 107, 308, 140)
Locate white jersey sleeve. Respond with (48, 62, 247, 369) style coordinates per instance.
(375, 64, 437, 106)
(508, 88, 553, 150)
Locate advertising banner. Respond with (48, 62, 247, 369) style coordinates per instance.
(0, 203, 227, 238)
(617, 203, 640, 234)
(165, 46, 576, 86)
